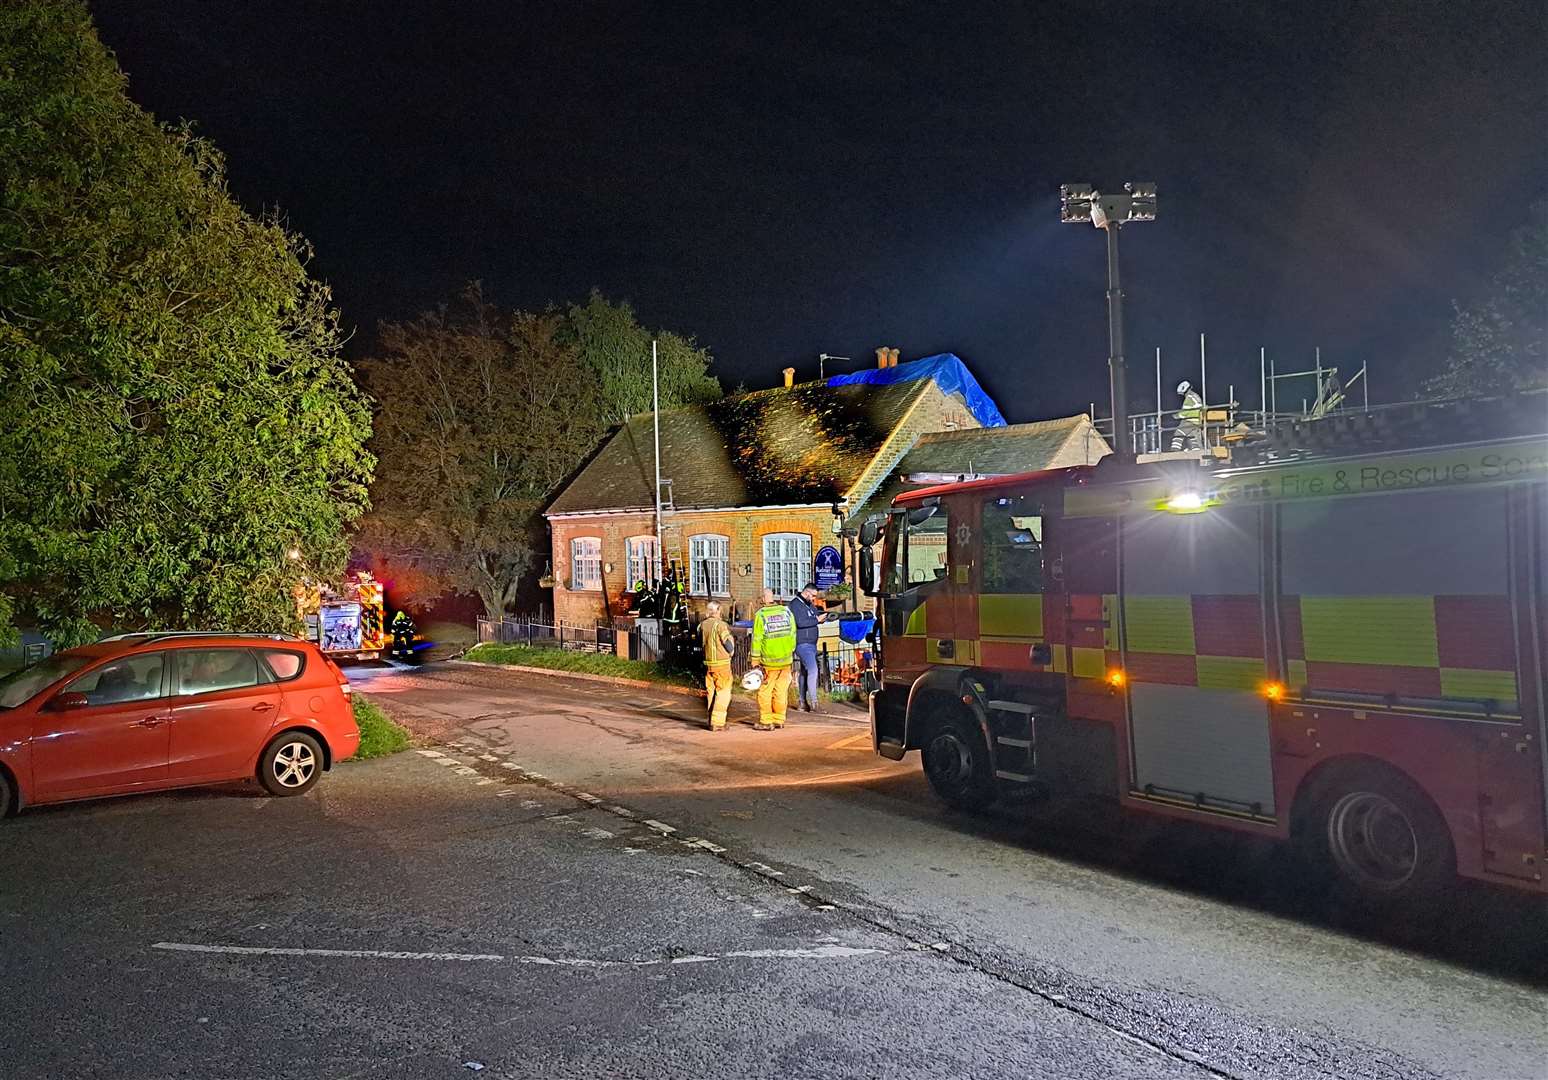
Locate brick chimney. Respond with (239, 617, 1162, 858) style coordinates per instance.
(782, 367, 795, 388)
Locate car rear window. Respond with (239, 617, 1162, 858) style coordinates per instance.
(177, 648, 261, 696)
(260, 649, 306, 681)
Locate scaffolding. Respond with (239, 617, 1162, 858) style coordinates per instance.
(1089, 336, 1371, 458)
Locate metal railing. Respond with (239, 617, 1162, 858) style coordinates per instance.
(476, 617, 616, 654)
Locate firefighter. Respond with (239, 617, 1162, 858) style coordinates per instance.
(748, 587, 796, 730)
(788, 582, 828, 712)
(699, 601, 736, 731)
(1170, 379, 1204, 451)
(389, 609, 416, 660)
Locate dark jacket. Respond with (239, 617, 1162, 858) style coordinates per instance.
(788, 593, 823, 646)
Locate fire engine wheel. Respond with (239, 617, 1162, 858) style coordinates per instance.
(921, 715, 997, 812)
(1303, 764, 1455, 905)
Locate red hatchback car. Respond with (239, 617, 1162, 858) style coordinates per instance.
(0, 633, 359, 816)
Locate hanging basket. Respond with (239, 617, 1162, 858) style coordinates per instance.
(538, 573, 556, 589)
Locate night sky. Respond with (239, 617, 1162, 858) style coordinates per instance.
(91, 2, 1545, 422)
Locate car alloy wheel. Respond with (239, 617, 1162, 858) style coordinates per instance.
(272, 741, 317, 789)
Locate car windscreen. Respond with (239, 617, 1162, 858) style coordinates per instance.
(0, 654, 92, 709)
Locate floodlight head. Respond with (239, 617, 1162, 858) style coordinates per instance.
(1060, 183, 1095, 223)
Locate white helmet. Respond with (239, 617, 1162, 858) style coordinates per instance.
(1176, 380, 1191, 395)
(741, 669, 764, 691)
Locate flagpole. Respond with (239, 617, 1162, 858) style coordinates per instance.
(652, 338, 662, 559)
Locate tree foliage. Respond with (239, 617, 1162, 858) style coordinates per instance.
(1427, 197, 1548, 397)
(0, 2, 374, 646)
(358, 285, 606, 619)
(565, 291, 721, 424)
(361, 286, 722, 617)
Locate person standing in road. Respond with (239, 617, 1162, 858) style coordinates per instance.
(788, 582, 828, 712)
(749, 587, 796, 731)
(699, 601, 736, 731)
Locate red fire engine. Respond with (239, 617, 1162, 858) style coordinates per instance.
(860, 397, 1546, 903)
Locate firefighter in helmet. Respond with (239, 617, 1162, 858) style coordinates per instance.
(699, 601, 736, 731)
(390, 609, 416, 659)
(749, 588, 796, 730)
(1170, 379, 1204, 451)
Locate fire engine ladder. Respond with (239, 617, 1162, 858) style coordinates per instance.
(985, 699, 1036, 785)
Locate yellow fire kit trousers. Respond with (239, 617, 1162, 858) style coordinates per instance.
(756, 664, 792, 727)
(704, 666, 732, 730)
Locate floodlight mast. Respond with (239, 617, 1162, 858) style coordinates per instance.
(1060, 182, 1157, 459)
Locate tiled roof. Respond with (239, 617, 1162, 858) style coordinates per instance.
(547, 378, 937, 516)
(855, 416, 1110, 519)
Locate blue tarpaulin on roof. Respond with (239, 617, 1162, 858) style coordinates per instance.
(825, 353, 1006, 428)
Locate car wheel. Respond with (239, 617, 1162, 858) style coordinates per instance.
(259, 731, 325, 797)
(921, 713, 997, 812)
(1299, 763, 1455, 908)
(0, 768, 13, 817)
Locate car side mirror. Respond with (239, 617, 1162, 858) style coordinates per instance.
(47, 692, 90, 711)
(858, 517, 882, 548)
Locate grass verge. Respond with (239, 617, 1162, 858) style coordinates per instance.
(463, 642, 699, 687)
(349, 695, 411, 760)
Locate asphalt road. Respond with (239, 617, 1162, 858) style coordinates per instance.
(3, 659, 1544, 1079)
(352, 659, 1548, 1080)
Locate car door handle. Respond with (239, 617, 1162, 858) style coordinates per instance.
(135, 715, 170, 728)
(251, 702, 275, 712)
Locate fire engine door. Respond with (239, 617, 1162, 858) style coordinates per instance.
(882, 500, 959, 674)
(1120, 505, 1277, 817)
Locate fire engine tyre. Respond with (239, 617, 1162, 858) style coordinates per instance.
(921, 714, 997, 812)
(1301, 763, 1456, 907)
(259, 731, 325, 797)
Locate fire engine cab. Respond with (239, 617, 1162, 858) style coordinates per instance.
(860, 395, 1547, 903)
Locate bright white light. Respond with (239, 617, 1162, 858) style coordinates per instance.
(1165, 491, 1204, 512)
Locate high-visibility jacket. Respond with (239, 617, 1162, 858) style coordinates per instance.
(1177, 390, 1203, 423)
(750, 604, 796, 669)
(699, 617, 735, 669)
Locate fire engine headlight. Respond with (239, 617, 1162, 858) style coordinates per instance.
(1164, 491, 1205, 513)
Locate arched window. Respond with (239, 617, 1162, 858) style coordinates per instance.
(762, 532, 811, 599)
(569, 537, 602, 591)
(688, 534, 730, 596)
(625, 536, 661, 586)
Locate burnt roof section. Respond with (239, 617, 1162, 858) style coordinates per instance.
(547, 377, 938, 515)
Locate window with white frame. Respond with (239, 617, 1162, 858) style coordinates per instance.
(625, 536, 661, 586)
(688, 534, 730, 596)
(762, 532, 812, 599)
(569, 537, 602, 591)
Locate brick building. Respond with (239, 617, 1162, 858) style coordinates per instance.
(544, 350, 1109, 627)
(544, 352, 997, 625)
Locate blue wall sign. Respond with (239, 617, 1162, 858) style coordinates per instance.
(814, 545, 843, 589)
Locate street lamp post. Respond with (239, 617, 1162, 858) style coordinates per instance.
(1060, 182, 1157, 459)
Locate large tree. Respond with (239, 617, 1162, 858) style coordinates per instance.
(1426, 197, 1547, 397)
(359, 285, 605, 619)
(565, 291, 721, 424)
(0, 2, 373, 646)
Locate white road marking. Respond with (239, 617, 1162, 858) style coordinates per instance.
(643, 820, 676, 834)
(519, 800, 543, 809)
(153, 941, 885, 967)
(746, 862, 784, 877)
(152, 942, 504, 962)
(434, 758, 459, 767)
(574, 793, 602, 804)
